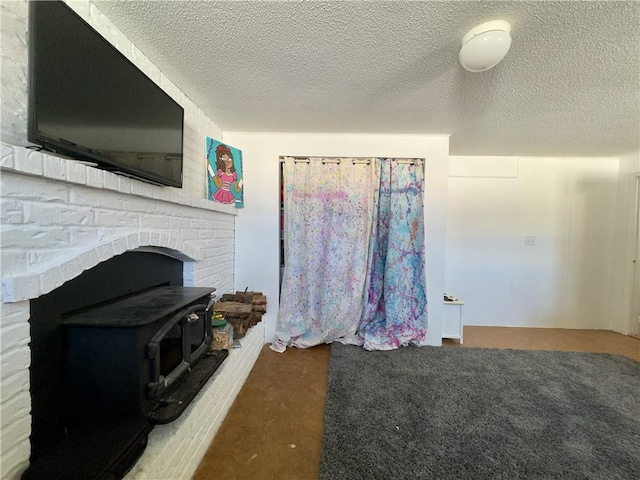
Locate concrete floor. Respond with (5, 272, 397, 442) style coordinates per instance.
(193, 327, 639, 480)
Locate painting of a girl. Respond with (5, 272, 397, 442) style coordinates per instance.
(206, 138, 243, 207)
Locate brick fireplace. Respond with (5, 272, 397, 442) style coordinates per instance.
(0, 147, 264, 479)
(1, 1, 264, 477)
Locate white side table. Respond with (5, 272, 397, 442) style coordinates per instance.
(442, 295, 464, 344)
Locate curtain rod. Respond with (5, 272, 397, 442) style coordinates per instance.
(280, 157, 422, 165)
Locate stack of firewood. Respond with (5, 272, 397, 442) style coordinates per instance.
(213, 291, 267, 338)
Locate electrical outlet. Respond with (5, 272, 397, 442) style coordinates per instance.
(525, 235, 536, 246)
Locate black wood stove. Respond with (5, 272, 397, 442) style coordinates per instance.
(23, 252, 228, 480)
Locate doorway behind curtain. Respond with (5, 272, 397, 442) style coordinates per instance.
(273, 157, 427, 352)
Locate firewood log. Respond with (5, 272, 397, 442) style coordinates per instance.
(212, 302, 252, 318)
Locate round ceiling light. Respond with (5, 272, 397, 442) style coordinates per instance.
(459, 20, 512, 72)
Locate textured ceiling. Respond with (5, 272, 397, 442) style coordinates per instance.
(92, 0, 639, 157)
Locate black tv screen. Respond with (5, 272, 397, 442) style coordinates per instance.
(28, 1, 184, 187)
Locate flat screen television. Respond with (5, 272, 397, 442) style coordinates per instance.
(28, 1, 184, 187)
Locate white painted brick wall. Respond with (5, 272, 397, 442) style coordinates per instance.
(0, 145, 265, 480)
(0, 301, 31, 479)
(0, 1, 264, 477)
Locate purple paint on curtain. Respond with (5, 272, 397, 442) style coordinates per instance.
(358, 159, 427, 350)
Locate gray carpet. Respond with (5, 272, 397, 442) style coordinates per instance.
(320, 343, 640, 479)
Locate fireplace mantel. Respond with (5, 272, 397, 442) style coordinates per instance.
(1, 141, 237, 300)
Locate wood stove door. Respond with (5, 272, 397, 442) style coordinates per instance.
(146, 303, 212, 399)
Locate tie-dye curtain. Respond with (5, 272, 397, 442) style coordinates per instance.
(272, 157, 427, 352)
(358, 159, 427, 350)
(272, 158, 376, 351)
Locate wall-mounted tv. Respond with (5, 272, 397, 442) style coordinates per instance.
(28, 1, 184, 188)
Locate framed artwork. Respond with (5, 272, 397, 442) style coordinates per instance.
(206, 137, 244, 208)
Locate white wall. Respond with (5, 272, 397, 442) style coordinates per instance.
(612, 150, 640, 335)
(445, 156, 621, 330)
(224, 132, 450, 347)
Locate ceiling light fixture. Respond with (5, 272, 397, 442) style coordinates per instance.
(459, 20, 512, 72)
